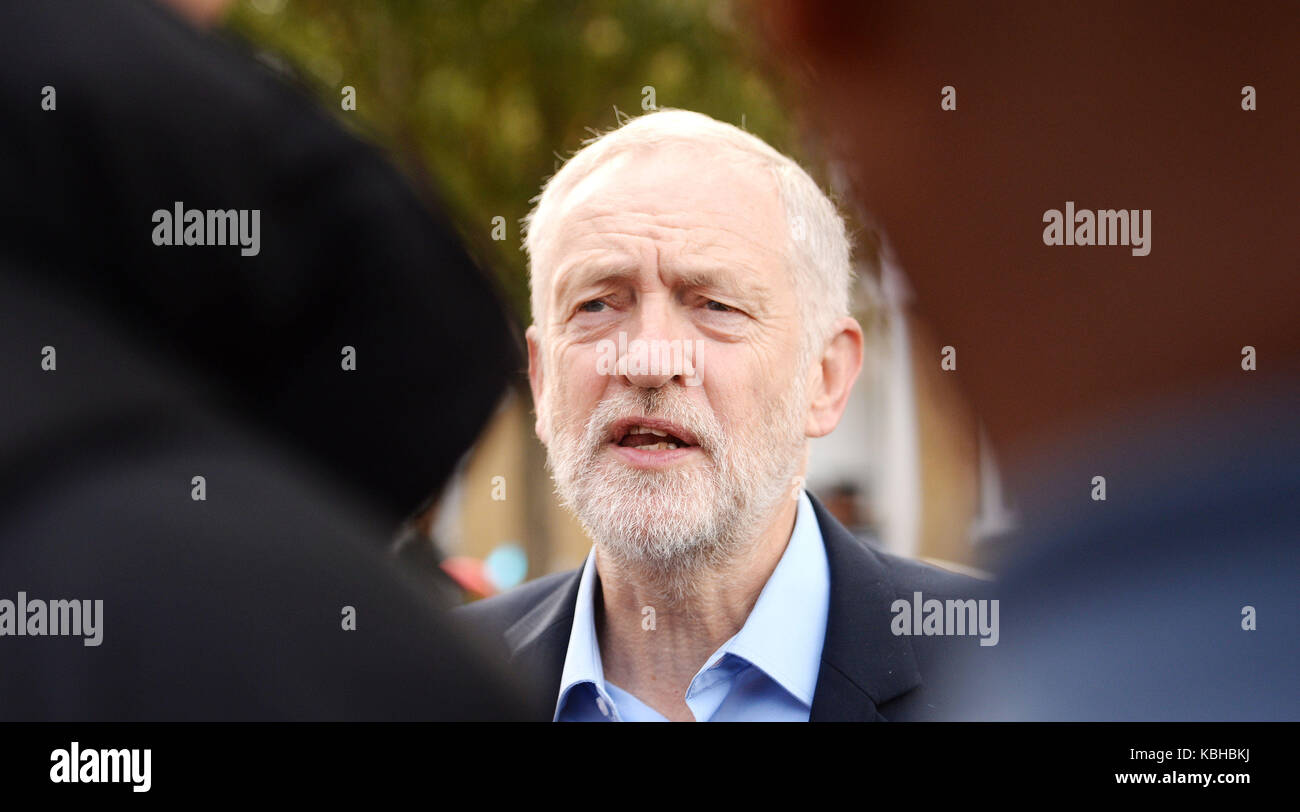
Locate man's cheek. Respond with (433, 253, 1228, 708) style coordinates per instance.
(566, 345, 604, 386)
(570, 351, 613, 409)
(541, 382, 581, 446)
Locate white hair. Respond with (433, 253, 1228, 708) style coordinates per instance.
(524, 109, 855, 359)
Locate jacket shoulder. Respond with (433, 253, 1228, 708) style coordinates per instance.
(454, 569, 577, 638)
(870, 548, 992, 599)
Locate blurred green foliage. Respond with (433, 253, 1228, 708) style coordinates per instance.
(229, 0, 811, 323)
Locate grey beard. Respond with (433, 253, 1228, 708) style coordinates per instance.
(545, 382, 807, 606)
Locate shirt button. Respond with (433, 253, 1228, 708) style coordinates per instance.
(595, 696, 611, 717)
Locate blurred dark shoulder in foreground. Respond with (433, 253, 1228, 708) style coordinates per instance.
(0, 0, 521, 518)
(945, 375, 1300, 720)
(0, 0, 527, 720)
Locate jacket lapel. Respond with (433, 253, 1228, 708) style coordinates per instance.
(808, 495, 923, 721)
(503, 569, 583, 721)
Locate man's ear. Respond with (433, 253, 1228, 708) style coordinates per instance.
(805, 316, 864, 438)
(526, 325, 550, 445)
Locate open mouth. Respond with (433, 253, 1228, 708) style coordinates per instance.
(609, 418, 699, 452)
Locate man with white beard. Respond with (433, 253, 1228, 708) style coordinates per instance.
(459, 109, 988, 722)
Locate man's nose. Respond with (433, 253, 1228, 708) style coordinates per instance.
(621, 298, 690, 389)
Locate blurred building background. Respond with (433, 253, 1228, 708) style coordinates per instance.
(231, 0, 1009, 594)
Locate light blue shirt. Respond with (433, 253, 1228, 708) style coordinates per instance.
(554, 491, 831, 722)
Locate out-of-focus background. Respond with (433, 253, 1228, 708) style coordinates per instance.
(230, 0, 1008, 594)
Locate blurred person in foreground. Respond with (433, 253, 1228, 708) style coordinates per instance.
(460, 110, 990, 722)
(760, 0, 1299, 719)
(0, 0, 529, 719)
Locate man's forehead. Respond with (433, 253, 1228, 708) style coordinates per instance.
(547, 144, 786, 262)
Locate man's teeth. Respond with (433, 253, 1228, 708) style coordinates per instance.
(623, 425, 682, 451)
(628, 426, 668, 437)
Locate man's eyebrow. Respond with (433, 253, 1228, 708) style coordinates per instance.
(670, 265, 771, 301)
(552, 262, 640, 305)
(551, 260, 772, 308)
(672, 267, 745, 291)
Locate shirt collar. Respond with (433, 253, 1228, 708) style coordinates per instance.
(554, 490, 831, 719)
(718, 489, 830, 705)
(554, 544, 611, 720)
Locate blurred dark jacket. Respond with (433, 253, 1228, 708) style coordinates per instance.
(0, 0, 532, 720)
(942, 378, 1300, 720)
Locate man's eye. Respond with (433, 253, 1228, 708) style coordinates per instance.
(705, 300, 733, 312)
(579, 300, 608, 313)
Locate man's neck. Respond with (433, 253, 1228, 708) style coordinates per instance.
(593, 495, 800, 721)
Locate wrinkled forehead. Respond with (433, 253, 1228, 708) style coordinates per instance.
(542, 143, 788, 279)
